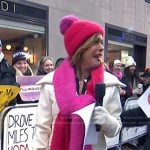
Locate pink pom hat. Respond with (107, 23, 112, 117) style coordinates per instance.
(59, 15, 104, 57)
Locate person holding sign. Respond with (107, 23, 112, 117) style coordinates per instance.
(11, 47, 34, 104)
(33, 15, 124, 150)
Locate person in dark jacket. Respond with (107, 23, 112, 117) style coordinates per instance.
(0, 58, 16, 85)
(120, 66, 150, 128)
(121, 56, 143, 107)
(0, 40, 19, 107)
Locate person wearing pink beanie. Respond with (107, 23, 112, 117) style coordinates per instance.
(33, 15, 125, 150)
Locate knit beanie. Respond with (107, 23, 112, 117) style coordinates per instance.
(125, 56, 136, 68)
(59, 15, 104, 57)
(12, 48, 29, 65)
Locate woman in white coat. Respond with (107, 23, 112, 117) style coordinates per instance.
(33, 15, 124, 150)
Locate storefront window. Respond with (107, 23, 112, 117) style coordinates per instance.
(107, 40, 133, 68)
(0, 18, 46, 71)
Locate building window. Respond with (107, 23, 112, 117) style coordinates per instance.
(1, 18, 46, 71)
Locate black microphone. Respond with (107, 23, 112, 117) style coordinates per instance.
(95, 83, 106, 132)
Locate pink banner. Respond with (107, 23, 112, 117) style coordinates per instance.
(16, 76, 44, 102)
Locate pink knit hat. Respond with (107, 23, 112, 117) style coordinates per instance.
(60, 15, 104, 57)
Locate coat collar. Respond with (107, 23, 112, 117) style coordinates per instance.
(37, 70, 126, 87)
(36, 71, 54, 85)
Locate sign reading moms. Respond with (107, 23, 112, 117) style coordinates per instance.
(3, 106, 37, 150)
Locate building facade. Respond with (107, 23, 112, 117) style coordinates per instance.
(0, 0, 150, 71)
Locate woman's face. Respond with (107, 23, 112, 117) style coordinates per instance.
(43, 59, 54, 73)
(113, 63, 122, 72)
(81, 34, 104, 71)
(129, 65, 136, 75)
(14, 60, 28, 74)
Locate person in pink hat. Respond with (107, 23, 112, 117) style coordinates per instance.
(33, 15, 125, 150)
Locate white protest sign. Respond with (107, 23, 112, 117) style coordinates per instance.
(73, 103, 99, 147)
(73, 103, 119, 148)
(137, 87, 150, 117)
(2, 105, 37, 150)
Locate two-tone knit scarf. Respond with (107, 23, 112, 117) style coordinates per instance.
(51, 58, 104, 150)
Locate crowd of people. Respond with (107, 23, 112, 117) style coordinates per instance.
(0, 14, 150, 150)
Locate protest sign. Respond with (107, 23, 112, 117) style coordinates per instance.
(16, 76, 43, 102)
(137, 87, 150, 117)
(2, 105, 37, 150)
(0, 85, 20, 112)
(121, 95, 148, 143)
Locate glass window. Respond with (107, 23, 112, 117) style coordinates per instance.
(107, 40, 133, 68)
(0, 19, 46, 71)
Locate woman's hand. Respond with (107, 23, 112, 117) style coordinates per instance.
(92, 106, 121, 137)
(92, 106, 114, 125)
(119, 88, 126, 96)
(132, 88, 143, 95)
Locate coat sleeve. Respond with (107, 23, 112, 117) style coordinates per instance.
(102, 85, 122, 137)
(32, 84, 54, 150)
(0, 59, 17, 85)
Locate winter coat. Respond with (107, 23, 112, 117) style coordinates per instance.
(33, 71, 125, 150)
(0, 58, 16, 85)
(0, 58, 19, 106)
